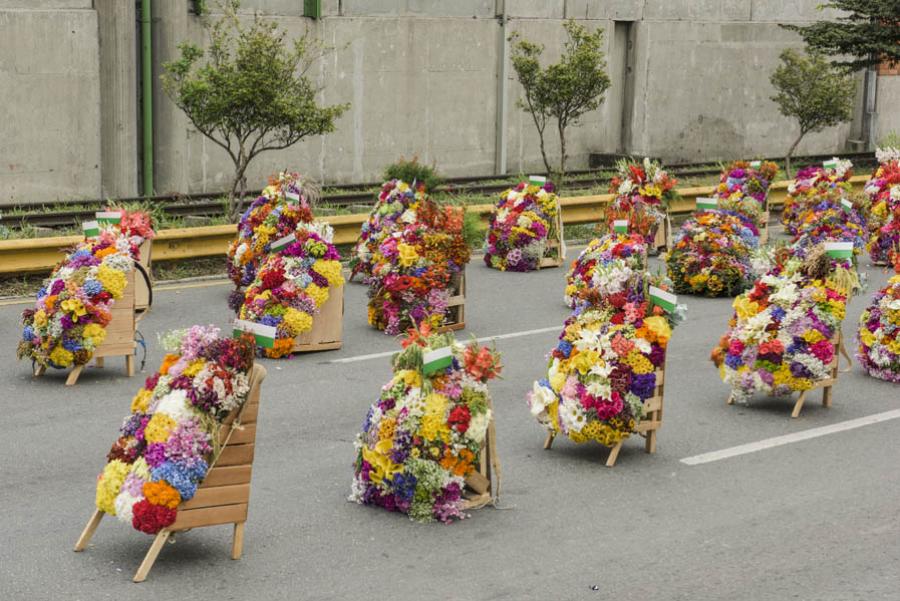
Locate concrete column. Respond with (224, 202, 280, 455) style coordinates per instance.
(96, 0, 138, 199)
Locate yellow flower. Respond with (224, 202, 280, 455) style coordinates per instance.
(625, 350, 654, 374)
(97, 264, 126, 299)
(283, 307, 313, 336)
(571, 350, 600, 375)
(733, 295, 760, 320)
(643, 316, 672, 344)
(313, 259, 344, 287)
(95, 460, 130, 515)
(397, 243, 419, 267)
(131, 388, 153, 413)
(859, 328, 875, 348)
(420, 414, 451, 442)
(49, 345, 74, 367)
(802, 330, 825, 344)
(83, 323, 106, 347)
(33, 310, 48, 327)
(424, 393, 448, 416)
(144, 413, 177, 444)
(549, 371, 566, 392)
(397, 369, 421, 388)
(182, 358, 206, 378)
(61, 298, 87, 321)
(362, 444, 403, 485)
(305, 283, 329, 308)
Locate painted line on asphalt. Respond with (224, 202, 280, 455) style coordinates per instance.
(327, 325, 561, 364)
(681, 408, 900, 466)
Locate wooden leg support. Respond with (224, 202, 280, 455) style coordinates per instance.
(726, 393, 735, 405)
(74, 509, 104, 551)
(791, 391, 807, 419)
(645, 429, 657, 455)
(605, 442, 623, 468)
(65, 365, 85, 386)
(95, 357, 104, 368)
(33, 364, 46, 377)
(125, 354, 135, 377)
(543, 432, 555, 450)
(823, 384, 833, 408)
(133, 529, 171, 583)
(231, 522, 245, 560)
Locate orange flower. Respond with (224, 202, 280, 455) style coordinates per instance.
(95, 246, 118, 259)
(158, 353, 180, 375)
(142, 481, 181, 509)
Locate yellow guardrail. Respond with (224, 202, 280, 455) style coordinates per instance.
(0, 176, 868, 275)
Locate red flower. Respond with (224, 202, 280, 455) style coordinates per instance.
(448, 406, 471, 433)
(131, 499, 177, 534)
(611, 312, 625, 325)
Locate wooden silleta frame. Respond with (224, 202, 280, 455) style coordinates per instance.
(74, 364, 267, 582)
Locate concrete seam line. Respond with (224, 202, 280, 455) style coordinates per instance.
(680, 409, 900, 466)
(327, 325, 561, 364)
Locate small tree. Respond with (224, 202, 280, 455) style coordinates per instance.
(510, 20, 611, 183)
(162, 1, 349, 220)
(782, 1, 900, 71)
(383, 157, 443, 192)
(770, 49, 856, 178)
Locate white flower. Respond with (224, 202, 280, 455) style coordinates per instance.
(529, 381, 556, 417)
(876, 147, 900, 163)
(890, 185, 900, 202)
(114, 490, 142, 524)
(152, 389, 193, 421)
(466, 410, 491, 444)
(400, 209, 416, 224)
(559, 399, 587, 433)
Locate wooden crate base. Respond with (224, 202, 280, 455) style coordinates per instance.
(460, 417, 500, 511)
(293, 285, 344, 353)
(543, 367, 665, 467)
(536, 207, 565, 270)
(74, 363, 267, 582)
(437, 270, 466, 333)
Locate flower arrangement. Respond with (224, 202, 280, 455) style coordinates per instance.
(664, 210, 760, 297)
(857, 257, 900, 383)
(94, 326, 255, 535)
(226, 172, 321, 288)
(529, 273, 684, 448)
(350, 180, 434, 281)
(232, 228, 344, 358)
(715, 160, 779, 225)
(18, 212, 154, 370)
(350, 325, 502, 523)
(782, 159, 854, 235)
(864, 156, 900, 264)
(791, 194, 868, 260)
(605, 158, 678, 246)
(563, 233, 647, 310)
(367, 205, 471, 335)
(483, 179, 561, 271)
(711, 248, 855, 404)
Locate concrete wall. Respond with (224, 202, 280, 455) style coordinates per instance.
(0, 4, 101, 203)
(0, 0, 892, 204)
(875, 75, 900, 145)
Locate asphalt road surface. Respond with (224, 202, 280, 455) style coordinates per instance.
(1, 243, 898, 601)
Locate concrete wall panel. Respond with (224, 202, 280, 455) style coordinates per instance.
(875, 76, 900, 145)
(565, 0, 642, 21)
(341, 0, 494, 18)
(506, 0, 565, 19)
(0, 9, 100, 203)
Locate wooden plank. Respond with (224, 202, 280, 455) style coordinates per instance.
(634, 420, 661, 433)
(94, 344, 136, 357)
(201, 465, 253, 488)
(215, 443, 255, 467)
(169, 504, 248, 531)
(643, 397, 662, 412)
(294, 285, 344, 352)
(465, 471, 490, 495)
(180, 484, 251, 510)
(218, 423, 257, 445)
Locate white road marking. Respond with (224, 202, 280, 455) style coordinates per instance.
(681, 408, 900, 466)
(327, 325, 562, 364)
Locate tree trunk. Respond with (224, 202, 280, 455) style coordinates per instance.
(537, 128, 552, 176)
(557, 122, 567, 188)
(785, 131, 805, 180)
(227, 158, 250, 222)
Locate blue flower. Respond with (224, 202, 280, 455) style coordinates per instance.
(83, 279, 103, 296)
(556, 340, 573, 358)
(151, 459, 208, 501)
(389, 471, 417, 502)
(22, 325, 34, 341)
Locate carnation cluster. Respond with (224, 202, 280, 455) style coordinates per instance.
(781, 160, 854, 235)
(366, 204, 470, 335)
(350, 180, 433, 281)
(227, 172, 319, 288)
(715, 160, 778, 227)
(711, 252, 852, 404)
(94, 326, 255, 535)
(350, 326, 502, 523)
(233, 229, 344, 358)
(665, 209, 760, 297)
(857, 265, 900, 383)
(531, 254, 684, 448)
(564, 233, 647, 310)
(484, 180, 560, 271)
(604, 158, 678, 247)
(18, 210, 154, 369)
(863, 153, 900, 264)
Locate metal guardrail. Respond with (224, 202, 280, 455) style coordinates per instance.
(0, 176, 868, 275)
